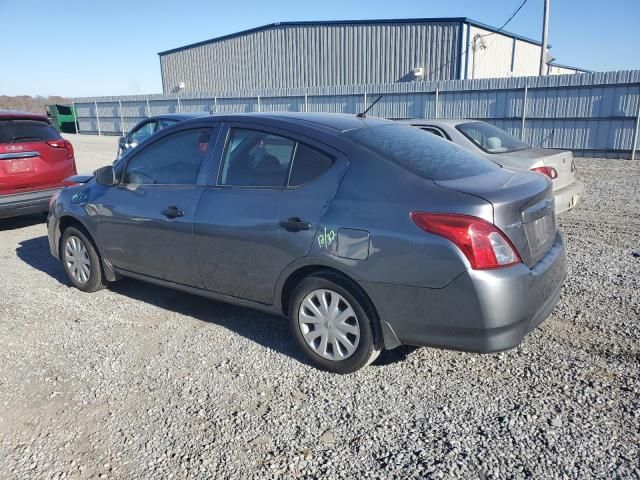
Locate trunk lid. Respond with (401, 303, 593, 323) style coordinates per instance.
(435, 169, 556, 268)
(495, 148, 576, 191)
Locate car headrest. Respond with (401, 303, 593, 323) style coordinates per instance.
(486, 137, 502, 150)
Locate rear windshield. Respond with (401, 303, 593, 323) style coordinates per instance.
(456, 121, 529, 154)
(0, 120, 61, 144)
(342, 124, 498, 180)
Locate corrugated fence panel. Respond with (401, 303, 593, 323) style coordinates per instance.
(74, 70, 640, 156)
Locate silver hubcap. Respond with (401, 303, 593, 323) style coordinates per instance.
(298, 289, 360, 361)
(64, 236, 91, 284)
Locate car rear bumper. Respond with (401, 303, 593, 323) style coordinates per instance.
(0, 188, 60, 219)
(363, 232, 567, 352)
(554, 178, 584, 214)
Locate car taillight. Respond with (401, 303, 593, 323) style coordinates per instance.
(410, 212, 521, 270)
(46, 139, 74, 159)
(530, 166, 558, 179)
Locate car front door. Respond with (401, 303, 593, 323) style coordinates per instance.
(97, 124, 219, 286)
(193, 123, 348, 304)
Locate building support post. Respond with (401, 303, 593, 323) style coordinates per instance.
(257, 96, 261, 112)
(632, 97, 640, 161)
(176, 96, 181, 112)
(539, 0, 550, 76)
(304, 93, 308, 112)
(434, 88, 439, 118)
(118, 100, 125, 136)
(72, 101, 80, 135)
(94, 101, 101, 136)
(521, 84, 528, 141)
(363, 91, 367, 113)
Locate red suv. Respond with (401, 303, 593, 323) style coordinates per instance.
(0, 109, 77, 219)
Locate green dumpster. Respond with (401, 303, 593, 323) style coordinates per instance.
(45, 104, 77, 133)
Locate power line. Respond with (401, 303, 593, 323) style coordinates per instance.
(479, 0, 529, 39)
(426, 0, 529, 80)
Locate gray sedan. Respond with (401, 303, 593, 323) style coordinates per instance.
(400, 119, 584, 214)
(48, 113, 566, 373)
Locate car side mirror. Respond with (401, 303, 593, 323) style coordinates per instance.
(118, 136, 126, 147)
(94, 165, 117, 186)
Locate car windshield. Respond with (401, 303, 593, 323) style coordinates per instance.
(342, 123, 498, 180)
(456, 122, 529, 154)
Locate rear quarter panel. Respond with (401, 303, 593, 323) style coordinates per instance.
(302, 147, 493, 289)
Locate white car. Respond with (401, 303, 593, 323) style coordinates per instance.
(400, 119, 584, 214)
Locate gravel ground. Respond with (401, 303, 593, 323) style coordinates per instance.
(0, 140, 638, 479)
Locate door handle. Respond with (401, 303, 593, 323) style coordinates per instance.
(161, 206, 184, 218)
(279, 217, 311, 232)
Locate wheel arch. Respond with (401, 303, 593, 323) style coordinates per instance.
(279, 264, 399, 350)
(57, 215, 118, 282)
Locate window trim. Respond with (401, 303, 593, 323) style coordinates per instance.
(120, 126, 216, 187)
(416, 125, 451, 141)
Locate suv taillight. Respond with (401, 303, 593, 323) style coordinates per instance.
(46, 139, 74, 159)
(530, 166, 558, 179)
(410, 212, 521, 270)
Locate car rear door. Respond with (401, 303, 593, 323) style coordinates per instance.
(96, 124, 219, 286)
(193, 123, 348, 304)
(0, 119, 75, 194)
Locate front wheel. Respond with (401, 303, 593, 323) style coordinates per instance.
(61, 226, 106, 293)
(289, 272, 380, 373)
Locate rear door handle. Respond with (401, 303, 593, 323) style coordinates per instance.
(279, 217, 311, 232)
(161, 206, 184, 218)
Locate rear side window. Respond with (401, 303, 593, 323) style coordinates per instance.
(123, 128, 212, 185)
(219, 128, 296, 187)
(0, 120, 61, 144)
(419, 127, 446, 139)
(343, 124, 498, 180)
(289, 144, 334, 186)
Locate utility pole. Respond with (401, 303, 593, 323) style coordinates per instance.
(539, 0, 550, 75)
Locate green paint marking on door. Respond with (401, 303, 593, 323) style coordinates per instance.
(317, 227, 336, 249)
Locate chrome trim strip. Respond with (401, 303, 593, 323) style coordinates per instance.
(0, 151, 40, 160)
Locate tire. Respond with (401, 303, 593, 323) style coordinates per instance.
(60, 226, 106, 293)
(289, 272, 381, 374)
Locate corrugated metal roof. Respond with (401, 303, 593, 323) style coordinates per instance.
(157, 17, 547, 56)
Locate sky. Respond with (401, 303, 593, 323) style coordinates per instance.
(1, 0, 639, 97)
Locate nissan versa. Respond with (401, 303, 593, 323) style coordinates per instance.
(48, 113, 567, 373)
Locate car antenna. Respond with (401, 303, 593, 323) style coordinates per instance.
(356, 95, 383, 118)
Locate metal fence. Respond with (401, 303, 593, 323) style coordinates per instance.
(74, 70, 640, 158)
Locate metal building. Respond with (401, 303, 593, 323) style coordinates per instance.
(158, 17, 585, 94)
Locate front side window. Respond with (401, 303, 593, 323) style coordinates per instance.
(456, 122, 529, 154)
(219, 128, 296, 187)
(157, 119, 177, 131)
(130, 121, 156, 144)
(123, 128, 212, 185)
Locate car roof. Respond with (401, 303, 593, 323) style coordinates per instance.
(397, 118, 481, 128)
(151, 112, 210, 121)
(187, 112, 395, 133)
(0, 109, 49, 122)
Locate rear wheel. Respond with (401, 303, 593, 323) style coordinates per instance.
(289, 272, 380, 373)
(61, 226, 106, 292)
